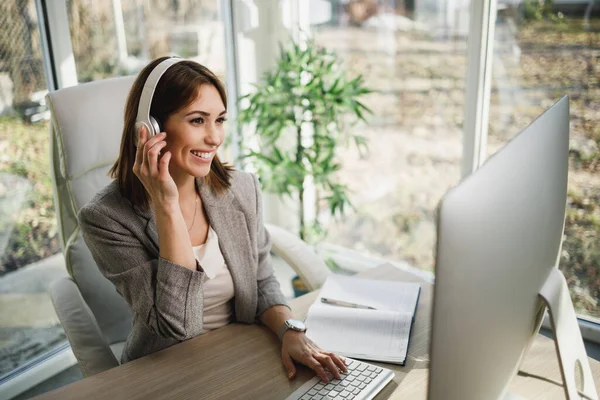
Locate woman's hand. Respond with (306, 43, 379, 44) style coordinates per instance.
(281, 331, 347, 383)
(133, 126, 178, 206)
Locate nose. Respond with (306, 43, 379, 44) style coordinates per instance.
(205, 122, 221, 148)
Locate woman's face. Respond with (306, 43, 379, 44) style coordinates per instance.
(162, 84, 226, 182)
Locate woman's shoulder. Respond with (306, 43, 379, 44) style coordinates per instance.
(229, 170, 258, 191)
(78, 180, 132, 221)
(225, 170, 262, 209)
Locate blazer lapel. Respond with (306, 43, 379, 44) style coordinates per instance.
(199, 179, 257, 323)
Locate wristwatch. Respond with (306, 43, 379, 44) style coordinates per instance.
(278, 319, 307, 341)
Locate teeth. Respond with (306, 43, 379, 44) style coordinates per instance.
(191, 151, 212, 159)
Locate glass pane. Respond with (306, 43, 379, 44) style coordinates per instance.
(489, 2, 600, 320)
(67, 0, 227, 81)
(311, 1, 468, 271)
(0, 0, 66, 377)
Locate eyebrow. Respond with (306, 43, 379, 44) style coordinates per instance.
(185, 110, 227, 117)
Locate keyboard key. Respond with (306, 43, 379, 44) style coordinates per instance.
(347, 395, 355, 400)
(357, 376, 365, 382)
(329, 390, 341, 397)
(367, 366, 376, 372)
(314, 396, 323, 400)
(300, 395, 311, 400)
(339, 381, 350, 387)
(308, 389, 318, 396)
(359, 383, 367, 389)
(365, 377, 372, 384)
(319, 389, 330, 395)
(357, 364, 367, 372)
(340, 390, 350, 397)
(352, 387, 361, 395)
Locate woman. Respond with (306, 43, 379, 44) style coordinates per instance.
(79, 57, 346, 382)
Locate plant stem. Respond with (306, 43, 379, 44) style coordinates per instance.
(296, 122, 305, 240)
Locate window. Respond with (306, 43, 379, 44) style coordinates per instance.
(488, 1, 600, 320)
(67, 0, 227, 81)
(311, 1, 469, 271)
(0, 0, 66, 378)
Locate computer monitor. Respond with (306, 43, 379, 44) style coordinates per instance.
(428, 96, 598, 399)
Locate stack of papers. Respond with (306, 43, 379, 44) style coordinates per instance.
(305, 273, 421, 365)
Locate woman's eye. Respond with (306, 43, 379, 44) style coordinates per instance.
(216, 117, 227, 124)
(191, 117, 204, 124)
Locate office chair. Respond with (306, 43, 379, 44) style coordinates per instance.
(46, 76, 329, 376)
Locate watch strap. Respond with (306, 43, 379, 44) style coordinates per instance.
(278, 319, 306, 341)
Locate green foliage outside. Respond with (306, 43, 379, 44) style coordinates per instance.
(563, 190, 600, 313)
(522, 0, 565, 23)
(517, 18, 600, 318)
(0, 118, 59, 274)
(238, 38, 373, 241)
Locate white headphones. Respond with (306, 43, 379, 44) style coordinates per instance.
(135, 57, 184, 144)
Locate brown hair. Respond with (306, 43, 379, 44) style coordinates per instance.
(109, 57, 234, 210)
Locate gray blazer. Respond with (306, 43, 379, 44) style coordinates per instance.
(78, 170, 288, 363)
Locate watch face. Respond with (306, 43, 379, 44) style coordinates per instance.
(286, 319, 306, 331)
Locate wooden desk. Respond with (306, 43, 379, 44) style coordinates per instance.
(38, 264, 600, 399)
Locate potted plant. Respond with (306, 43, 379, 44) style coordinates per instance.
(238, 37, 373, 244)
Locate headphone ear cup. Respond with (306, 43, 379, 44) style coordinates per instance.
(149, 116, 161, 136)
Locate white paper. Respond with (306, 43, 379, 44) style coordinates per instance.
(317, 273, 420, 313)
(305, 273, 421, 364)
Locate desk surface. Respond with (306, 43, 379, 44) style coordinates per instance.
(38, 264, 600, 399)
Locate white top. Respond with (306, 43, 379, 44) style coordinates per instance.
(192, 227, 234, 331)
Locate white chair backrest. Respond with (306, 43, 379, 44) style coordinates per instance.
(47, 76, 136, 344)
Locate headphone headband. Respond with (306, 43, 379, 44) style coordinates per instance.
(135, 57, 184, 142)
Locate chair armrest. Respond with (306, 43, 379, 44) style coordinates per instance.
(49, 277, 119, 376)
(265, 223, 329, 291)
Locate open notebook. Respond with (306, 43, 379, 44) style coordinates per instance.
(305, 272, 421, 365)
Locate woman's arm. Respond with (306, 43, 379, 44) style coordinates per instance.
(136, 127, 196, 271)
(155, 200, 196, 270)
(79, 204, 205, 340)
(258, 304, 293, 334)
(250, 175, 346, 382)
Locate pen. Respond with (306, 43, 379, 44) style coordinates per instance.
(321, 298, 377, 310)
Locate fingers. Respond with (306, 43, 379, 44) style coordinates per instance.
(158, 151, 172, 181)
(306, 357, 330, 383)
(330, 353, 348, 374)
(142, 132, 166, 172)
(147, 140, 168, 176)
(314, 352, 341, 380)
(133, 126, 167, 178)
(281, 351, 296, 380)
(133, 125, 147, 175)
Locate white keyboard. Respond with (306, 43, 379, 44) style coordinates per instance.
(286, 358, 395, 400)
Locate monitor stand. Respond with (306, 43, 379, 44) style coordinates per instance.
(536, 267, 599, 399)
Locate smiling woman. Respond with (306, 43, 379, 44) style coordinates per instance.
(77, 57, 348, 384)
(110, 57, 233, 212)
